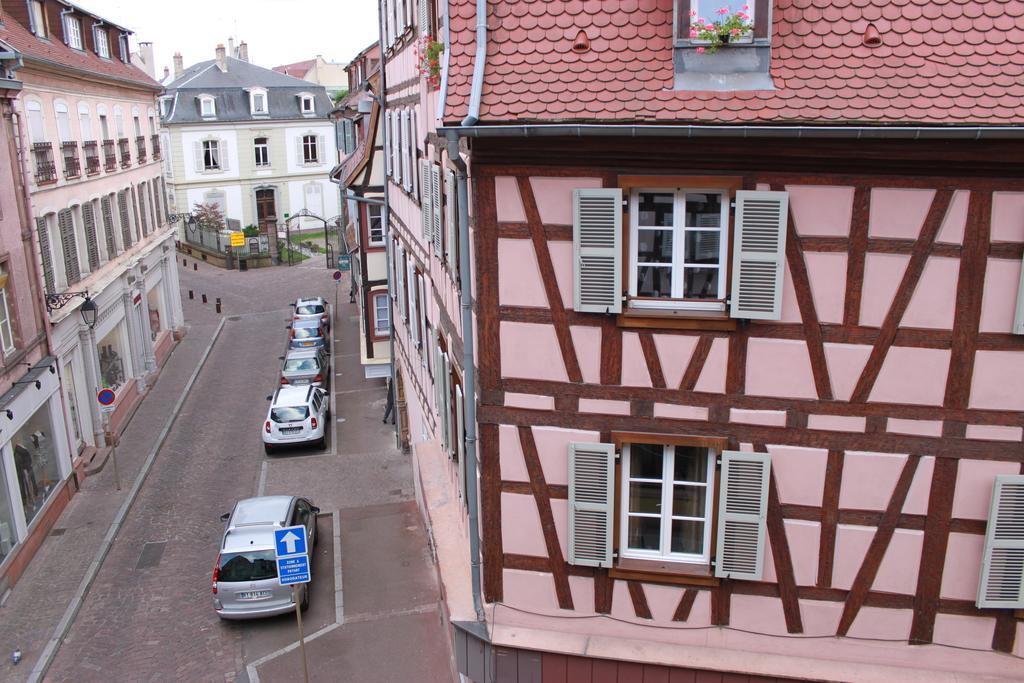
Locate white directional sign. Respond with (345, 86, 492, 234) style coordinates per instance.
(274, 525, 310, 586)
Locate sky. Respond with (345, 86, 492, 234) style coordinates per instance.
(72, 0, 380, 78)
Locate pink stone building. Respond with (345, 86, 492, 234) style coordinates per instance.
(381, 1, 1024, 680)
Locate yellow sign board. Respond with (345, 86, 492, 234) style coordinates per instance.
(229, 231, 245, 247)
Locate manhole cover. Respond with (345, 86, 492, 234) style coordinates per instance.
(227, 316, 241, 321)
(49, 528, 66, 537)
(136, 541, 167, 570)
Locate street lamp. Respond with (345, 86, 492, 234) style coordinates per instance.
(79, 295, 97, 329)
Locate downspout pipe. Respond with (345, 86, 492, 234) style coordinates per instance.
(447, 132, 485, 623)
(375, 2, 402, 451)
(460, 0, 488, 127)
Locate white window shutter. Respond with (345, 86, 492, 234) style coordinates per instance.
(729, 190, 789, 321)
(400, 111, 410, 191)
(219, 140, 229, 171)
(573, 188, 622, 314)
(421, 159, 432, 241)
(398, 248, 407, 320)
(568, 442, 615, 568)
(383, 112, 391, 175)
(410, 110, 419, 200)
(433, 332, 443, 414)
(419, 0, 430, 36)
(418, 273, 429, 359)
(392, 115, 401, 184)
(1013, 254, 1024, 335)
(445, 169, 456, 269)
(715, 451, 771, 581)
(296, 135, 305, 166)
(431, 163, 442, 258)
(409, 262, 419, 346)
(455, 384, 465, 502)
(193, 141, 202, 171)
(977, 475, 1024, 608)
(317, 135, 325, 163)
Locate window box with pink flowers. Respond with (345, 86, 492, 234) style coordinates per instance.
(674, 1, 769, 51)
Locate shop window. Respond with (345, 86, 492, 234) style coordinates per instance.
(98, 326, 127, 391)
(13, 402, 61, 526)
(0, 459, 16, 563)
(147, 287, 163, 341)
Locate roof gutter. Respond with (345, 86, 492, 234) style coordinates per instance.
(460, 0, 488, 127)
(438, 123, 1024, 140)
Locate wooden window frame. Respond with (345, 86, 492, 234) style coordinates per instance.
(609, 431, 727, 586)
(370, 290, 390, 340)
(617, 175, 741, 331)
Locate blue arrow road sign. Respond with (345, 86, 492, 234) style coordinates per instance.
(274, 525, 308, 558)
(277, 554, 310, 585)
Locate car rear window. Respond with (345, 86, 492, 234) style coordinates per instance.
(293, 327, 321, 339)
(296, 304, 325, 315)
(271, 406, 309, 422)
(284, 358, 319, 372)
(218, 550, 277, 582)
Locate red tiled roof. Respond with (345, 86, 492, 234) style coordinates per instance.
(273, 59, 316, 78)
(0, 12, 160, 90)
(445, 0, 1024, 126)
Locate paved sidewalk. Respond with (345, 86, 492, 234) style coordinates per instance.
(0, 282, 222, 683)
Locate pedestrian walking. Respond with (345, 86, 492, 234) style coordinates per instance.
(383, 377, 395, 424)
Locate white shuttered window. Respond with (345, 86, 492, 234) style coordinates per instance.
(568, 442, 615, 568)
(400, 111, 410, 191)
(1013, 254, 1024, 335)
(714, 451, 771, 581)
(431, 163, 442, 258)
(572, 188, 622, 314)
(420, 159, 433, 241)
(729, 190, 788, 320)
(977, 475, 1024, 608)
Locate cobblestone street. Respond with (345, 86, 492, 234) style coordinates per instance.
(0, 257, 452, 683)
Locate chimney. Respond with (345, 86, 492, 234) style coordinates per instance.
(136, 41, 156, 79)
(215, 44, 227, 72)
(228, 37, 235, 58)
(173, 52, 184, 79)
(238, 41, 249, 63)
(163, 66, 170, 80)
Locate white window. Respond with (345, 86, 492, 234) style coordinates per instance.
(620, 443, 715, 564)
(300, 95, 315, 115)
(31, 1, 47, 38)
(25, 101, 44, 144)
(302, 134, 319, 163)
(367, 204, 384, 245)
(78, 103, 93, 140)
(629, 189, 728, 311)
(202, 140, 219, 170)
(158, 98, 170, 118)
(95, 27, 110, 58)
(254, 137, 269, 167)
(0, 265, 14, 354)
(199, 96, 216, 118)
(65, 16, 82, 50)
(133, 115, 142, 137)
(98, 113, 109, 139)
(113, 106, 124, 137)
(250, 89, 267, 115)
(373, 292, 390, 335)
(54, 102, 72, 142)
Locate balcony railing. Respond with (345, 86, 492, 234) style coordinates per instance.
(102, 139, 116, 171)
(83, 141, 100, 175)
(151, 133, 161, 160)
(118, 137, 131, 168)
(61, 141, 81, 179)
(32, 142, 56, 184)
(136, 135, 147, 164)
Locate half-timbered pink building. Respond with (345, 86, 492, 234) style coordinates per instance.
(382, 0, 1024, 680)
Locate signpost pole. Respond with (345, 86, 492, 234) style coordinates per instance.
(97, 389, 120, 490)
(110, 424, 121, 491)
(293, 584, 309, 683)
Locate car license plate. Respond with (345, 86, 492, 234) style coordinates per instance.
(237, 591, 272, 600)
(301, 341, 314, 347)
(294, 379, 309, 385)
(281, 426, 302, 434)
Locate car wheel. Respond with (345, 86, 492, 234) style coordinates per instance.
(315, 436, 326, 450)
(264, 443, 274, 455)
(300, 585, 310, 611)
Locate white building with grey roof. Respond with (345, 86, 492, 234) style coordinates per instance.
(161, 44, 338, 264)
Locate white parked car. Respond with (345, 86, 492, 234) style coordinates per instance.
(263, 385, 329, 454)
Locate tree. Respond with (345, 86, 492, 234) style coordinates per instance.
(193, 202, 225, 231)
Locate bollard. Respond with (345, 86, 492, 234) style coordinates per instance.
(202, 294, 208, 304)
(193, 263, 198, 271)
(215, 298, 222, 314)
(188, 289, 194, 300)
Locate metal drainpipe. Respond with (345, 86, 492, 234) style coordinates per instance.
(447, 133, 484, 622)
(376, 3, 402, 450)
(460, 0, 488, 127)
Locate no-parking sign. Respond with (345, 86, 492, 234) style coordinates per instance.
(97, 388, 116, 413)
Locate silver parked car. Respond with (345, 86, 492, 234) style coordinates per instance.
(213, 495, 319, 620)
(288, 319, 328, 354)
(280, 347, 329, 388)
(263, 385, 330, 454)
(292, 296, 330, 333)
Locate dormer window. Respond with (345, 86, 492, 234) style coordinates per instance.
(250, 89, 268, 116)
(95, 27, 110, 58)
(158, 97, 170, 118)
(299, 94, 315, 116)
(65, 16, 83, 50)
(675, 0, 768, 45)
(199, 96, 216, 118)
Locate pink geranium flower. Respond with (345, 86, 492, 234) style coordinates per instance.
(696, 47, 706, 54)
(717, 7, 729, 15)
(731, 27, 741, 35)
(689, 28, 699, 38)
(689, 9, 697, 17)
